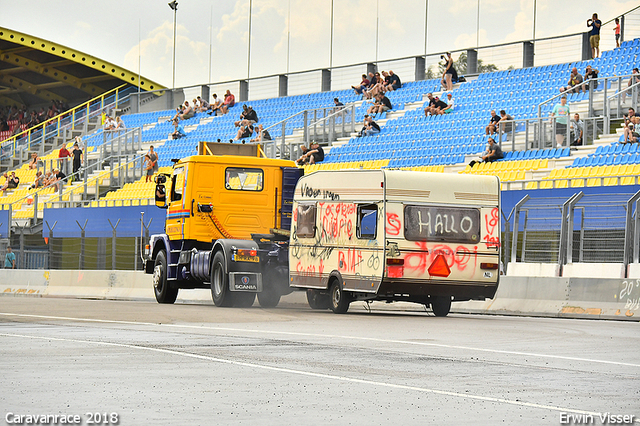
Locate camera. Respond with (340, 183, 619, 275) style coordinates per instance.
(154, 174, 167, 184)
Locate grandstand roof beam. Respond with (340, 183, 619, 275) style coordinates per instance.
(0, 27, 165, 92)
(0, 74, 66, 102)
(0, 51, 105, 95)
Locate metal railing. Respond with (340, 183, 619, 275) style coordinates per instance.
(0, 85, 133, 158)
(505, 191, 639, 275)
(605, 77, 640, 124)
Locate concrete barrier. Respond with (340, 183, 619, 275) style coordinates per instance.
(0, 270, 638, 321)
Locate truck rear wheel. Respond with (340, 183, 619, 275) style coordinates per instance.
(431, 296, 452, 317)
(306, 289, 330, 310)
(153, 250, 178, 304)
(233, 292, 256, 308)
(329, 280, 350, 314)
(211, 251, 233, 307)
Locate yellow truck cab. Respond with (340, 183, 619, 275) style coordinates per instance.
(145, 142, 302, 307)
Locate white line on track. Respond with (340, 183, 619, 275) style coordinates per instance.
(3, 331, 638, 423)
(1, 312, 639, 368)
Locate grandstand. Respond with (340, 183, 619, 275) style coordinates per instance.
(0, 9, 639, 275)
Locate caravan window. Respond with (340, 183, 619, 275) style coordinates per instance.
(225, 167, 263, 191)
(296, 204, 316, 238)
(357, 204, 378, 239)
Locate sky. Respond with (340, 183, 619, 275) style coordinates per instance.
(1, 0, 637, 89)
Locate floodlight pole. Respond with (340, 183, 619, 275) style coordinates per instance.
(169, 1, 178, 90)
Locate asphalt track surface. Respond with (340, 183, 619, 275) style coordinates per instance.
(0, 296, 638, 426)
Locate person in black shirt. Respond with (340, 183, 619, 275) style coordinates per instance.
(234, 105, 259, 127)
(485, 110, 500, 135)
(368, 93, 393, 115)
(482, 138, 504, 162)
(424, 93, 447, 116)
(71, 142, 83, 179)
(53, 168, 66, 192)
(296, 142, 324, 165)
(234, 123, 254, 141)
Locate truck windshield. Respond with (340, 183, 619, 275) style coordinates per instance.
(404, 205, 480, 243)
(225, 167, 263, 191)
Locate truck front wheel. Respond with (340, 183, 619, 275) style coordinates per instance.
(211, 251, 233, 307)
(329, 280, 350, 314)
(153, 250, 178, 304)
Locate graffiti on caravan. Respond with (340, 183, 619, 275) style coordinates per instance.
(300, 183, 340, 200)
(404, 205, 480, 243)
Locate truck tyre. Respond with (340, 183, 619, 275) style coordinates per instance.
(306, 289, 330, 310)
(329, 280, 350, 314)
(153, 250, 178, 304)
(233, 292, 256, 308)
(211, 251, 233, 307)
(431, 296, 452, 317)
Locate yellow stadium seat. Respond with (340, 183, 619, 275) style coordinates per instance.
(525, 181, 538, 190)
(586, 177, 602, 187)
(538, 159, 548, 169)
(540, 181, 553, 189)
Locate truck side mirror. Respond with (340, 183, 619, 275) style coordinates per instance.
(155, 184, 167, 209)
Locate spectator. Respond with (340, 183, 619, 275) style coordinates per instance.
(624, 108, 640, 143)
(442, 52, 457, 91)
(424, 93, 447, 116)
(621, 68, 640, 103)
(52, 168, 66, 192)
(71, 141, 83, 180)
(234, 123, 254, 141)
(485, 110, 500, 135)
(551, 95, 570, 147)
(482, 138, 503, 163)
(58, 144, 71, 174)
(365, 72, 383, 99)
(30, 171, 45, 189)
(332, 98, 345, 115)
(196, 96, 209, 113)
(209, 94, 222, 116)
(387, 70, 401, 92)
(28, 152, 40, 170)
(560, 67, 583, 94)
(351, 74, 370, 95)
(614, 17, 621, 48)
(144, 154, 154, 183)
(42, 171, 55, 188)
(570, 113, 584, 146)
(583, 65, 599, 92)
(4, 246, 16, 269)
(625, 123, 639, 144)
(170, 119, 186, 140)
(103, 114, 116, 130)
(380, 71, 392, 92)
(362, 115, 380, 137)
(368, 93, 392, 115)
(147, 145, 159, 176)
(234, 105, 258, 127)
(180, 101, 195, 120)
(115, 116, 126, 130)
(498, 110, 515, 135)
(171, 104, 185, 121)
(251, 124, 272, 142)
(441, 93, 454, 114)
(295, 142, 324, 166)
(219, 90, 235, 115)
(1, 172, 19, 193)
(587, 13, 602, 59)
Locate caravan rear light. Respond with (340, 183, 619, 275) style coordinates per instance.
(481, 263, 499, 270)
(386, 258, 404, 278)
(428, 254, 451, 277)
(386, 258, 404, 265)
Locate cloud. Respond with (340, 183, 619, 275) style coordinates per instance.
(123, 21, 209, 88)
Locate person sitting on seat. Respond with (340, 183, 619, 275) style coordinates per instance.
(1, 172, 19, 193)
(351, 74, 370, 95)
(560, 67, 583, 94)
(219, 90, 235, 115)
(171, 119, 187, 139)
(208, 94, 222, 116)
(234, 123, 254, 141)
(482, 138, 504, 163)
(485, 110, 500, 135)
(28, 152, 40, 170)
(196, 96, 209, 113)
(296, 142, 324, 165)
(251, 124, 272, 142)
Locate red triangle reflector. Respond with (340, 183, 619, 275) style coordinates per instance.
(428, 254, 451, 277)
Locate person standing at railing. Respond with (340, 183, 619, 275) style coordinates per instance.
(147, 145, 159, 176)
(570, 113, 584, 146)
(57, 144, 71, 175)
(587, 13, 602, 59)
(4, 247, 16, 269)
(551, 95, 570, 147)
(71, 141, 83, 182)
(614, 17, 621, 49)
